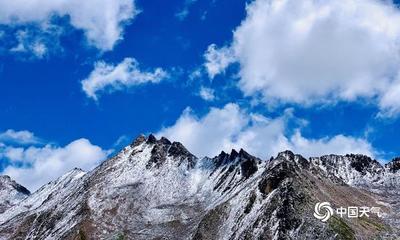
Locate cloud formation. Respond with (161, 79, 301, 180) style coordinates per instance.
(0, 138, 109, 191)
(204, 44, 235, 79)
(205, 0, 400, 117)
(81, 58, 168, 100)
(0, 0, 137, 51)
(9, 29, 49, 58)
(0, 129, 41, 145)
(158, 103, 375, 159)
(198, 86, 215, 101)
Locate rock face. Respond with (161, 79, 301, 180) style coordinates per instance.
(0, 176, 30, 214)
(386, 157, 400, 173)
(0, 135, 399, 239)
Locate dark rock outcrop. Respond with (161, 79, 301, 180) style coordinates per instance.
(386, 157, 400, 173)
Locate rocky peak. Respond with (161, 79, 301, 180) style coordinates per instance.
(0, 176, 30, 196)
(345, 154, 383, 173)
(146, 134, 157, 144)
(308, 153, 387, 187)
(386, 157, 400, 173)
(139, 134, 174, 146)
(213, 148, 256, 167)
(159, 136, 172, 145)
(0, 175, 30, 214)
(258, 158, 296, 195)
(276, 150, 295, 160)
(274, 150, 310, 169)
(142, 135, 197, 168)
(230, 149, 239, 160)
(213, 151, 229, 167)
(238, 148, 251, 159)
(168, 141, 194, 159)
(239, 149, 259, 179)
(211, 148, 260, 179)
(147, 137, 171, 168)
(130, 134, 146, 147)
(311, 153, 383, 173)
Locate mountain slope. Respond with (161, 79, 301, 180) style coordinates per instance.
(0, 135, 399, 239)
(0, 176, 30, 214)
(0, 168, 87, 239)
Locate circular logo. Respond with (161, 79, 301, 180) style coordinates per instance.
(314, 202, 334, 222)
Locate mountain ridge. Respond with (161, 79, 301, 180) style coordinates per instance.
(0, 134, 399, 239)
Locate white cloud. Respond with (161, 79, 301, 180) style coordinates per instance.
(9, 30, 49, 58)
(189, 68, 203, 81)
(158, 103, 375, 159)
(289, 131, 375, 158)
(378, 80, 400, 117)
(0, 0, 137, 51)
(205, 0, 400, 116)
(1, 139, 109, 191)
(204, 44, 235, 79)
(0, 129, 41, 145)
(81, 57, 168, 100)
(31, 42, 47, 58)
(199, 86, 215, 101)
(2, 147, 25, 162)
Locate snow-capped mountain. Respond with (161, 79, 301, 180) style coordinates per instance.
(0, 135, 399, 239)
(311, 154, 400, 191)
(0, 176, 30, 214)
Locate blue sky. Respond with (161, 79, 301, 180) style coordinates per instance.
(0, 0, 245, 147)
(1, 0, 400, 190)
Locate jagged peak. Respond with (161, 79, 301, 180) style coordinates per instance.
(217, 150, 229, 158)
(131, 134, 146, 147)
(385, 157, 400, 173)
(317, 153, 380, 164)
(0, 175, 30, 196)
(230, 149, 239, 160)
(390, 157, 400, 162)
(135, 135, 197, 168)
(276, 150, 295, 160)
(146, 134, 157, 144)
(70, 167, 86, 174)
(238, 148, 253, 159)
(160, 136, 172, 145)
(168, 141, 195, 159)
(0, 175, 12, 181)
(219, 148, 256, 161)
(271, 150, 311, 170)
(130, 134, 176, 150)
(345, 153, 373, 159)
(314, 153, 384, 174)
(345, 153, 382, 164)
(139, 134, 173, 146)
(212, 148, 260, 173)
(221, 148, 259, 161)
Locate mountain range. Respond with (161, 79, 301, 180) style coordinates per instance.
(0, 134, 399, 240)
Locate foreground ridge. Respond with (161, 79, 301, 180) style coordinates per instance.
(0, 135, 399, 239)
